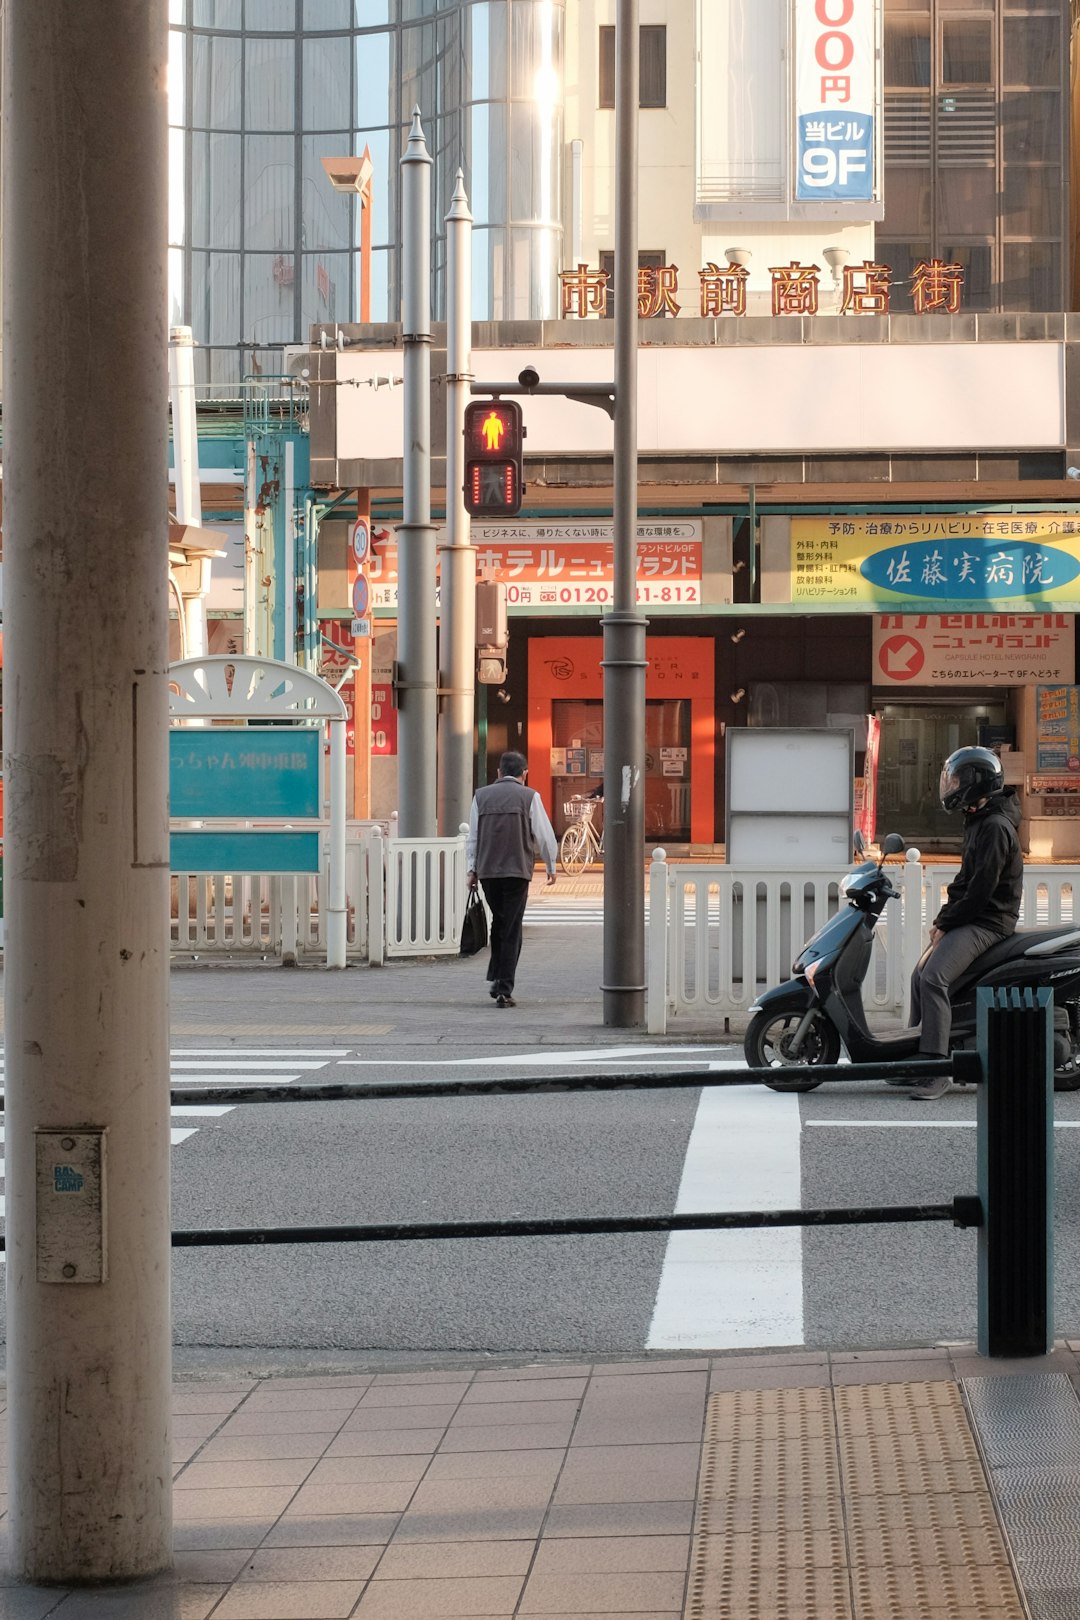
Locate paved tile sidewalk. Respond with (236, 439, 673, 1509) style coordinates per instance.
(3, 1345, 1079, 1618)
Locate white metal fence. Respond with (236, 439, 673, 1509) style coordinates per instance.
(171, 823, 468, 965)
(646, 850, 1080, 1034)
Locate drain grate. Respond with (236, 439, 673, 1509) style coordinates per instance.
(965, 1371, 1080, 1618)
(688, 1381, 1025, 1620)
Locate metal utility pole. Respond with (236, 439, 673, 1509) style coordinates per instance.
(4, 0, 173, 1581)
(603, 0, 647, 1027)
(438, 171, 476, 834)
(396, 109, 438, 835)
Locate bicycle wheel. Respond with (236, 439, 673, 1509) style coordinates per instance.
(560, 822, 591, 876)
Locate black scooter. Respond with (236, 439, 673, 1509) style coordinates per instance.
(744, 832, 1080, 1093)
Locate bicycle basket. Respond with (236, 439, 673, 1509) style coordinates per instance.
(564, 795, 595, 823)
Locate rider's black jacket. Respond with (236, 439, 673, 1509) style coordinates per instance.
(933, 786, 1023, 938)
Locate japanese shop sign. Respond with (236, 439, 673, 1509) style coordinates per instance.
(795, 0, 875, 202)
(559, 258, 962, 319)
(1036, 686, 1080, 774)
(874, 615, 1074, 688)
(367, 521, 703, 612)
(792, 515, 1080, 610)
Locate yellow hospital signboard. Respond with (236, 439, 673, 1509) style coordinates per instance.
(791, 514, 1080, 609)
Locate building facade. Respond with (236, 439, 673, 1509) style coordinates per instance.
(166, 0, 1080, 853)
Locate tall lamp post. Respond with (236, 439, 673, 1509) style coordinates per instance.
(322, 149, 376, 815)
(603, 0, 647, 1026)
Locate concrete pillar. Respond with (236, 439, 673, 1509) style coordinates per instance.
(4, 0, 173, 1581)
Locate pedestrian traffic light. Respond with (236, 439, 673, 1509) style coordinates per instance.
(463, 399, 524, 517)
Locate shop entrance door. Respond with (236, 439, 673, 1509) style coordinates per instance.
(877, 702, 1006, 845)
(550, 698, 691, 842)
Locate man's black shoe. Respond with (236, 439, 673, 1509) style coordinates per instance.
(496, 994, 516, 1008)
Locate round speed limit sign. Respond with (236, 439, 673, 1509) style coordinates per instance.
(351, 517, 370, 565)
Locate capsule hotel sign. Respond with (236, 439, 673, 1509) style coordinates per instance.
(874, 614, 1074, 688)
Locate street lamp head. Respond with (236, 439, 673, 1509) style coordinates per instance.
(320, 153, 374, 196)
(822, 245, 851, 284)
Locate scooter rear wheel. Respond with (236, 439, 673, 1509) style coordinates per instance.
(745, 1009, 840, 1090)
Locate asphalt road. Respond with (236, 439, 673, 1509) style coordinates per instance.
(2, 909, 1078, 1357)
(159, 1059, 1080, 1354)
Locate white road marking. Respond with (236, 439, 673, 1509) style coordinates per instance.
(647, 1086, 803, 1351)
(170, 1049, 342, 1058)
(168, 1060, 328, 1070)
(339, 1044, 739, 1069)
(806, 1119, 1080, 1129)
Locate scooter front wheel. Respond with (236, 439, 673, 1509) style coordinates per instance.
(745, 1009, 840, 1090)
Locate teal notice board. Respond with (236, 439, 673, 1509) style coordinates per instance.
(170, 728, 321, 818)
(170, 830, 321, 874)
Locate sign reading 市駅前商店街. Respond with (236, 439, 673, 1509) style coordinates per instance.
(786, 516, 1080, 613)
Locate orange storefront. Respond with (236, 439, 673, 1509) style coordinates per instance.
(527, 635, 715, 845)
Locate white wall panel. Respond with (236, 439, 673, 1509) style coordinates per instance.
(334, 341, 1065, 461)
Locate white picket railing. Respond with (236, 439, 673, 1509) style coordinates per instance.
(646, 850, 1080, 1034)
(171, 823, 468, 964)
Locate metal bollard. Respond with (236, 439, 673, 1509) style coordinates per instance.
(976, 984, 1053, 1358)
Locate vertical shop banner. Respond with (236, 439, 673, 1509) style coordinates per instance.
(1036, 686, 1080, 773)
(858, 713, 880, 845)
(795, 0, 876, 203)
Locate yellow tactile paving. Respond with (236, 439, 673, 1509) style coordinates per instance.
(688, 1381, 1025, 1620)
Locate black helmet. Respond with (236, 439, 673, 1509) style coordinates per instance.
(939, 746, 1003, 813)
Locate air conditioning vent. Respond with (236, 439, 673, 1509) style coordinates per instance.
(884, 95, 930, 164)
(937, 91, 996, 164)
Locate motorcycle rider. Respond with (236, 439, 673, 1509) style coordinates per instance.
(908, 746, 1023, 1101)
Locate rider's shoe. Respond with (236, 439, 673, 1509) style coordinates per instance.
(909, 1069, 952, 1102)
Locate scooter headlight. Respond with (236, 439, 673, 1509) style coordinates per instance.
(803, 958, 822, 986)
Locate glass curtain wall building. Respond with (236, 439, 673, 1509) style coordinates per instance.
(168, 0, 565, 385)
(879, 0, 1067, 311)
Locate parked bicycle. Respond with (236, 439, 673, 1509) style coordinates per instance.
(559, 795, 604, 875)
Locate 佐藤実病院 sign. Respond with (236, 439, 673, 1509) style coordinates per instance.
(791, 515, 1080, 610)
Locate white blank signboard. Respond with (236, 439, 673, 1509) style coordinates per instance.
(727, 729, 854, 867)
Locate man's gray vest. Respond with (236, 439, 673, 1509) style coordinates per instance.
(473, 778, 538, 879)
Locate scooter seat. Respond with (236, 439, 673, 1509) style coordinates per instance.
(952, 925, 1080, 993)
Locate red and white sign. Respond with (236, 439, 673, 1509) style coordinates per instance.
(371, 683, 397, 756)
(874, 613, 1075, 687)
(366, 521, 703, 612)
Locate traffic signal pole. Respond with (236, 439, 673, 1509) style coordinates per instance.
(397, 110, 438, 836)
(603, 0, 647, 1027)
(438, 172, 476, 835)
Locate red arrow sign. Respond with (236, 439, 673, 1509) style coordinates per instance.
(879, 634, 925, 680)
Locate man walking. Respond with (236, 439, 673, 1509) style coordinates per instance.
(466, 751, 557, 1008)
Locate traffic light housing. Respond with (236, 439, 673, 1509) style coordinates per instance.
(463, 399, 524, 517)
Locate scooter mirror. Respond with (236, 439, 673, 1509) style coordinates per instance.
(853, 830, 865, 858)
(881, 832, 905, 855)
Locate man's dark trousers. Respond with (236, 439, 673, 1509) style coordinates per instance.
(480, 876, 531, 998)
(909, 921, 1003, 1054)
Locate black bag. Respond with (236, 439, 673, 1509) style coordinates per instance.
(460, 887, 489, 956)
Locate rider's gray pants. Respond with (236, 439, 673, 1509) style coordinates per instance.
(909, 922, 1005, 1056)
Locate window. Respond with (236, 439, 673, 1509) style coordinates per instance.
(941, 18, 992, 84)
(599, 249, 665, 319)
(599, 25, 666, 109)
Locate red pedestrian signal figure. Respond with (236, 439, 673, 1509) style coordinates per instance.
(464, 398, 524, 517)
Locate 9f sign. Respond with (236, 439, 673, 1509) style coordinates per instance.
(795, 0, 875, 204)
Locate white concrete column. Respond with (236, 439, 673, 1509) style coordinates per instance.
(4, 0, 173, 1581)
